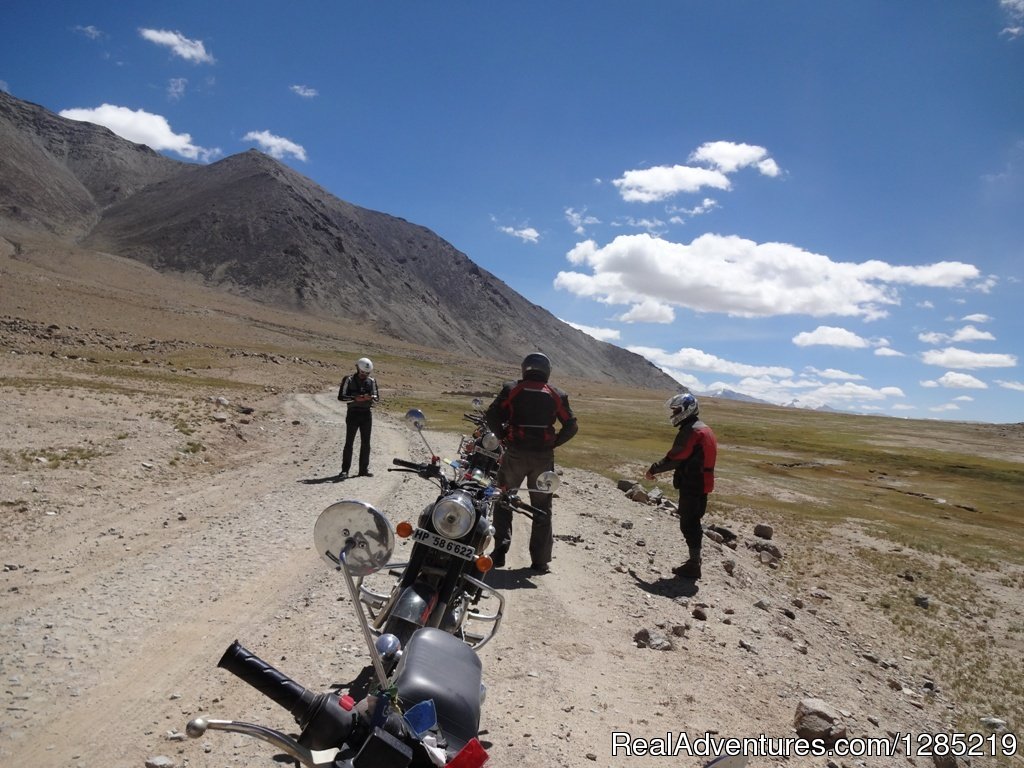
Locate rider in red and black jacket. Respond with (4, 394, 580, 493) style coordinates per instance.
(646, 392, 717, 580)
(485, 352, 577, 573)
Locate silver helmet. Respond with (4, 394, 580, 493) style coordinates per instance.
(667, 392, 698, 426)
(356, 357, 374, 374)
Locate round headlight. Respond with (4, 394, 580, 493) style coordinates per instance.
(480, 431, 500, 451)
(431, 491, 475, 539)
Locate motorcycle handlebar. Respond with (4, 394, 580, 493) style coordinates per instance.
(391, 457, 424, 471)
(217, 641, 317, 721)
(501, 494, 550, 519)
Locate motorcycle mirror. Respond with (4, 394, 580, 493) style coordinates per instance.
(471, 397, 484, 410)
(534, 470, 561, 494)
(405, 408, 427, 430)
(313, 501, 395, 577)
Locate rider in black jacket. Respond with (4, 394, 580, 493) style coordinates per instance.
(337, 357, 379, 479)
(485, 352, 578, 573)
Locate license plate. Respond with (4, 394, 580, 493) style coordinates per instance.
(412, 528, 477, 561)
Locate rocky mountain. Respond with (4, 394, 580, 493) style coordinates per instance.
(0, 90, 676, 388)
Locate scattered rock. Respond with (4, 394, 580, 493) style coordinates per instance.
(914, 595, 930, 609)
(794, 698, 847, 744)
(753, 523, 774, 539)
(145, 757, 176, 768)
(634, 628, 674, 651)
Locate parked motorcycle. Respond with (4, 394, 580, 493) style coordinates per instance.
(452, 398, 503, 485)
(186, 499, 489, 767)
(357, 408, 554, 656)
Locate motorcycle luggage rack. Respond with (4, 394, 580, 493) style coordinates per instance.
(355, 566, 505, 651)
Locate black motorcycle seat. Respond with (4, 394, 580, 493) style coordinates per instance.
(393, 627, 481, 754)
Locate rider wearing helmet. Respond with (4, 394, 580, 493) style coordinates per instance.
(485, 352, 578, 573)
(337, 357, 379, 479)
(645, 391, 717, 579)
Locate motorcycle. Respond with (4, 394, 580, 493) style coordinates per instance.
(186, 499, 489, 767)
(452, 398, 503, 485)
(356, 408, 555, 657)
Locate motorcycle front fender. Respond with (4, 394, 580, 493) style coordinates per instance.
(391, 581, 438, 626)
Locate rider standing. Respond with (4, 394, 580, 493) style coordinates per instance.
(645, 392, 717, 580)
(485, 352, 578, 573)
(337, 357, 379, 479)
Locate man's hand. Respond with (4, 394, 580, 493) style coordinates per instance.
(644, 470, 655, 481)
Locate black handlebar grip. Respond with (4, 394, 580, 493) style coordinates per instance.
(218, 641, 318, 720)
(392, 457, 423, 470)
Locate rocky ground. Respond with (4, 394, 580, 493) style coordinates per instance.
(2, 245, 1021, 768)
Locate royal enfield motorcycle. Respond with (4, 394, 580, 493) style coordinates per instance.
(186, 500, 489, 767)
(357, 408, 554, 656)
(451, 398, 503, 485)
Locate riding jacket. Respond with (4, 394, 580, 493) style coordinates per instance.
(485, 377, 578, 451)
(338, 372, 379, 411)
(648, 416, 717, 495)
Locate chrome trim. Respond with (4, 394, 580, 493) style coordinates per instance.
(187, 718, 339, 767)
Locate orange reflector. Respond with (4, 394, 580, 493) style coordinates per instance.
(396, 521, 414, 538)
(475, 555, 493, 573)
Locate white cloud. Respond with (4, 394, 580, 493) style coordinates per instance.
(724, 376, 904, 409)
(1003, 26, 1024, 38)
(875, 347, 906, 357)
(930, 403, 960, 412)
(560, 319, 620, 342)
(612, 141, 781, 204)
(921, 347, 1017, 369)
(953, 325, 996, 342)
(620, 216, 666, 234)
(139, 28, 215, 64)
(954, 395, 975, 402)
(793, 326, 870, 348)
(73, 25, 103, 39)
(1002, 0, 1024, 18)
(689, 141, 781, 176)
(0, 80, 8, 93)
(667, 198, 719, 224)
(806, 367, 865, 381)
(613, 165, 730, 202)
(918, 325, 995, 344)
(554, 233, 981, 320)
(243, 130, 307, 162)
(935, 372, 988, 389)
(565, 207, 600, 235)
(996, 379, 1024, 392)
(961, 313, 992, 323)
(168, 78, 187, 101)
(629, 345, 793, 378)
(891, 403, 917, 411)
(617, 298, 675, 323)
(290, 85, 318, 98)
(920, 380, 940, 388)
(59, 104, 220, 161)
(498, 225, 540, 243)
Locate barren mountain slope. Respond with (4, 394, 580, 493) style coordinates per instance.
(0, 89, 675, 388)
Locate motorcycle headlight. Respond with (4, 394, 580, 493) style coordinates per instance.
(480, 432, 500, 451)
(431, 491, 475, 539)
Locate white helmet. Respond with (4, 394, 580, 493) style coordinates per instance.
(356, 357, 373, 374)
(667, 392, 698, 426)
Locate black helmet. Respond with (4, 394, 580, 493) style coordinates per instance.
(521, 352, 551, 382)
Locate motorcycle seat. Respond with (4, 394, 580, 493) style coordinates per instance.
(393, 627, 482, 755)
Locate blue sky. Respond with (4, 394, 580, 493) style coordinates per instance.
(2, 2, 1023, 423)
